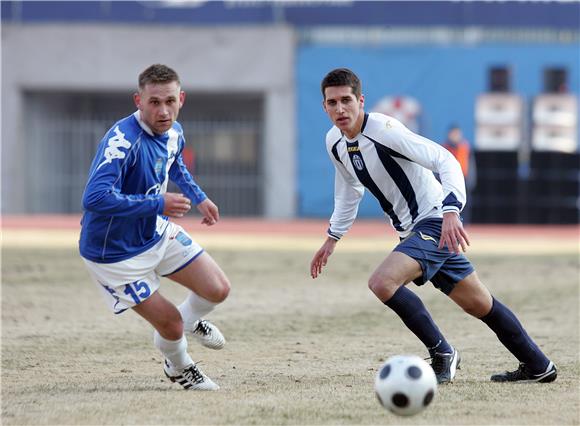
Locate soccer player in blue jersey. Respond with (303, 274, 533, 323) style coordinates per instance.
(310, 68, 556, 384)
(80, 64, 230, 390)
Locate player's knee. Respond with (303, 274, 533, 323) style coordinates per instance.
(156, 316, 184, 340)
(207, 277, 230, 303)
(461, 297, 491, 318)
(216, 278, 230, 302)
(368, 274, 398, 300)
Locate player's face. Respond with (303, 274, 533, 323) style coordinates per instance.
(323, 86, 365, 139)
(134, 81, 185, 135)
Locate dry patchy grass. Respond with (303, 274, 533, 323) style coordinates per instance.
(2, 245, 579, 425)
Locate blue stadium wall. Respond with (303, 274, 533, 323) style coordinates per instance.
(297, 43, 580, 218)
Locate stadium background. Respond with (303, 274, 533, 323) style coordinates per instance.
(2, 3, 579, 425)
(1, 0, 579, 223)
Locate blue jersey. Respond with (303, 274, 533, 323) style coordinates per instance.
(79, 111, 206, 263)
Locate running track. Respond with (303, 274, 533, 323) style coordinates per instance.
(2, 215, 578, 240)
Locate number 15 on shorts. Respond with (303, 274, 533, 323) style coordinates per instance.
(123, 281, 151, 304)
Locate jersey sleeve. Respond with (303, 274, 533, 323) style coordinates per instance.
(326, 137, 365, 240)
(82, 126, 164, 217)
(169, 148, 207, 205)
(380, 120, 466, 215)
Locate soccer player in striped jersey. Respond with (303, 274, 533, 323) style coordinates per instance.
(310, 68, 556, 384)
(80, 64, 229, 390)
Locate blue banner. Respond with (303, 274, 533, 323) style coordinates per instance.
(2, 1, 579, 29)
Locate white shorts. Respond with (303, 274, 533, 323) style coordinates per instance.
(82, 222, 203, 314)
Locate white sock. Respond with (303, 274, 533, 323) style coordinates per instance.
(153, 331, 193, 370)
(178, 293, 218, 330)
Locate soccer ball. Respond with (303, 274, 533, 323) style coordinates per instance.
(374, 355, 437, 416)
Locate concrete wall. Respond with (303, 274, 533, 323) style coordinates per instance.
(1, 24, 296, 218)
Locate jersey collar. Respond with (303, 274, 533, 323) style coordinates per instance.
(133, 110, 155, 137)
(361, 112, 369, 133)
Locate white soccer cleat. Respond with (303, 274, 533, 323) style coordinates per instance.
(189, 319, 226, 350)
(163, 360, 220, 391)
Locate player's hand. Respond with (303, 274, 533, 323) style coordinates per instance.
(438, 211, 470, 254)
(310, 237, 337, 279)
(197, 198, 219, 226)
(162, 193, 191, 218)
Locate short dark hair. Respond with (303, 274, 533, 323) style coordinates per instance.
(138, 64, 181, 90)
(321, 68, 362, 100)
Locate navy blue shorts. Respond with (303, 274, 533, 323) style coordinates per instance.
(393, 218, 474, 295)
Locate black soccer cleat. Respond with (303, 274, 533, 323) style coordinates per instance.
(429, 346, 461, 384)
(490, 361, 557, 383)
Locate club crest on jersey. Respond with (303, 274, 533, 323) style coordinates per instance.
(154, 158, 164, 180)
(352, 154, 364, 171)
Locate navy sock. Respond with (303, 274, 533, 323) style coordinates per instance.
(480, 297, 550, 372)
(384, 286, 452, 356)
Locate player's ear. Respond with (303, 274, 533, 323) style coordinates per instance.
(322, 99, 328, 112)
(179, 90, 185, 108)
(359, 94, 365, 108)
(133, 92, 142, 109)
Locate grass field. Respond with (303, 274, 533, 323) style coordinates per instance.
(2, 221, 579, 425)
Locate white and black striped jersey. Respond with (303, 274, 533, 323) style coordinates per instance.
(325, 112, 466, 240)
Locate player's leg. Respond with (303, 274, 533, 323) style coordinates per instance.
(368, 251, 422, 301)
(386, 219, 474, 383)
(132, 291, 188, 364)
(132, 291, 219, 390)
(157, 223, 230, 349)
(449, 272, 556, 383)
(369, 250, 457, 384)
(167, 252, 230, 349)
(82, 254, 219, 391)
(167, 250, 230, 305)
(445, 271, 492, 317)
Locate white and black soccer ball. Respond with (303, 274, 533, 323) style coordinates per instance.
(374, 355, 437, 416)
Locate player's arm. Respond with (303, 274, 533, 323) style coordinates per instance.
(162, 192, 192, 218)
(82, 133, 164, 217)
(310, 237, 337, 279)
(327, 145, 365, 242)
(380, 122, 469, 253)
(439, 210, 470, 254)
(382, 122, 466, 211)
(311, 140, 364, 278)
(407, 135, 470, 253)
(169, 144, 219, 226)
